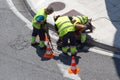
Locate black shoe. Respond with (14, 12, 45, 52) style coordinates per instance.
(62, 52, 69, 56)
(31, 42, 39, 46)
(56, 41, 62, 48)
(71, 53, 77, 56)
(39, 46, 46, 50)
(57, 46, 62, 50)
(79, 43, 85, 49)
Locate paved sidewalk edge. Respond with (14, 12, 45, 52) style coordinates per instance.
(23, 0, 120, 53)
(23, 0, 35, 16)
(86, 39, 120, 53)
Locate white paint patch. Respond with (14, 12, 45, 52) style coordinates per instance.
(6, 0, 33, 30)
(89, 47, 120, 59)
(57, 63, 81, 80)
(49, 30, 58, 40)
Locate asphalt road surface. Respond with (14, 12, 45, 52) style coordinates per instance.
(0, 0, 120, 80)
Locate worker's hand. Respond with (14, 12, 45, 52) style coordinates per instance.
(75, 24, 85, 30)
(75, 24, 85, 34)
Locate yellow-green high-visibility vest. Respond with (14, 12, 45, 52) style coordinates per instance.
(32, 8, 47, 29)
(73, 16, 88, 25)
(55, 16, 75, 37)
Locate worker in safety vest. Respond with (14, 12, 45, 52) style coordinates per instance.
(72, 15, 95, 48)
(31, 6, 54, 49)
(54, 15, 77, 56)
(56, 15, 95, 49)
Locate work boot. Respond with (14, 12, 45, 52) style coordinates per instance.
(79, 43, 85, 49)
(62, 46, 69, 56)
(62, 52, 69, 56)
(57, 45, 62, 50)
(56, 39, 62, 48)
(31, 37, 38, 46)
(39, 45, 46, 50)
(39, 41, 46, 49)
(31, 42, 39, 46)
(71, 53, 77, 56)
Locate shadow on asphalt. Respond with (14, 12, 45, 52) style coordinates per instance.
(105, 0, 120, 78)
(32, 45, 81, 65)
(32, 46, 53, 61)
(32, 44, 92, 66)
(53, 53, 81, 65)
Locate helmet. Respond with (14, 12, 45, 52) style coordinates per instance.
(36, 15, 44, 22)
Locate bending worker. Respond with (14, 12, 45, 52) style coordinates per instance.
(56, 15, 94, 49)
(31, 6, 54, 49)
(72, 15, 94, 48)
(54, 15, 77, 56)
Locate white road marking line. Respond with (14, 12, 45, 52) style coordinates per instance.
(6, 0, 33, 30)
(49, 30, 59, 40)
(57, 63, 81, 80)
(89, 47, 120, 59)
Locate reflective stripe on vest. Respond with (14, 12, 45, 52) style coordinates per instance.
(76, 16, 84, 24)
(58, 25, 73, 33)
(73, 16, 86, 25)
(55, 16, 75, 37)
(57, 21, 70, 29)
(59, 26, 75, 37)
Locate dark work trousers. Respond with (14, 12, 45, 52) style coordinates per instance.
(32, 26, 46, 41)
(62, 31, 76, 47)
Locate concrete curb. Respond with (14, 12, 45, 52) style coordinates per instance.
(23, 0, 120, 53)
(23, 0, 35, 17)
(86, 39, 120, 53)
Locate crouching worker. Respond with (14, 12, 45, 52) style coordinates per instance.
(56, 16, 95, 49)
(54, 15, 77, 56)
(31, 6, 54, 49)
(72, 15, 95, 49)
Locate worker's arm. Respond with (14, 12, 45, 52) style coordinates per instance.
(75, 23, 85, 33)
